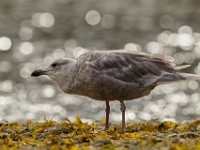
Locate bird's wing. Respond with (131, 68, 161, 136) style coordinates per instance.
(77, 50, 184, 86)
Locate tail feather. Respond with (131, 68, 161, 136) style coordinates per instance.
(157, 72, 200, 85)
(180, 73, 200, 81)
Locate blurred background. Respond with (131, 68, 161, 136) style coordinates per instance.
(0, 0, 200, 123)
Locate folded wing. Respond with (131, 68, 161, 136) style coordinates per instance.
(77, 50, 185, 87)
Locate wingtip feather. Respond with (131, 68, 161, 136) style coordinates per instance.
(175, 65, 191, 71)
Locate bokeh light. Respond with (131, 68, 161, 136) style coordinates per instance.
(31, 13, 55, 28)
(20, 67, 31, 78)
(0, 37, 12, 51)
(42, 85, 56, 98)
(124, 43, 141, 52)
(40, 13, 55, 28)
(20, 42, 34, 55)
(85, 10, 101, 26)
(0, 80, 13, 92)
(157, 31, 171, 45)
(53, 49, 65, 59)
(147, 41, 163, 53)
(19, 27, 33, 40)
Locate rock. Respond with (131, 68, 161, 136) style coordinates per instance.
(167, 133, 180, 138)
(189, 127, 195, 132)
(155, 133, 165, 138)
(196, 126, 200, 131)
(93, 139, 112, 147)
(181, 131, 200, 138)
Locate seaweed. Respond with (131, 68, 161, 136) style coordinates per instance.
(0, 116, 199, 150)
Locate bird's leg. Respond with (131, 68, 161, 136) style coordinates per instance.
(120, 100, 126, 130)
(105, 101, 110, 130)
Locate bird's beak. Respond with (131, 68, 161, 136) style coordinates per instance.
(31, 69, 48, 77)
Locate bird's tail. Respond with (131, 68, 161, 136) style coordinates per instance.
(157, 72, 200, 85)
(179, 73, 200, 81)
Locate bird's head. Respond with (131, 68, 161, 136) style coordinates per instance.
(31, 58, 77, 82)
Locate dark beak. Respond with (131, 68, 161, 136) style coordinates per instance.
(31, 69, 47, 77)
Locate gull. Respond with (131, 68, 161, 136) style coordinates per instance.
(31, 50, 200, 130)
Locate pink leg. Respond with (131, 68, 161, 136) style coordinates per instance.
(105, 101, 110, 130)
(120, 100, 126, 130)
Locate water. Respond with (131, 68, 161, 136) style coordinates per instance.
(0, 0, 200, 123)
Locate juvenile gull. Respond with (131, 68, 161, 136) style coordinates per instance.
(31, 50, 200, 130)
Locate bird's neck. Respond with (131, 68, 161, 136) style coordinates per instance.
(57, 64, 78, 94)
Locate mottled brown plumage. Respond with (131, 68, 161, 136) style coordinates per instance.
(31, 50, 199, 130)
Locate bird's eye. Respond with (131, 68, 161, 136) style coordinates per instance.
(51, 63, 57, 67)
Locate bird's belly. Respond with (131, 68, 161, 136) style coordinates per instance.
(78, 83, 156, 101)
(73, 72, 156, 101)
